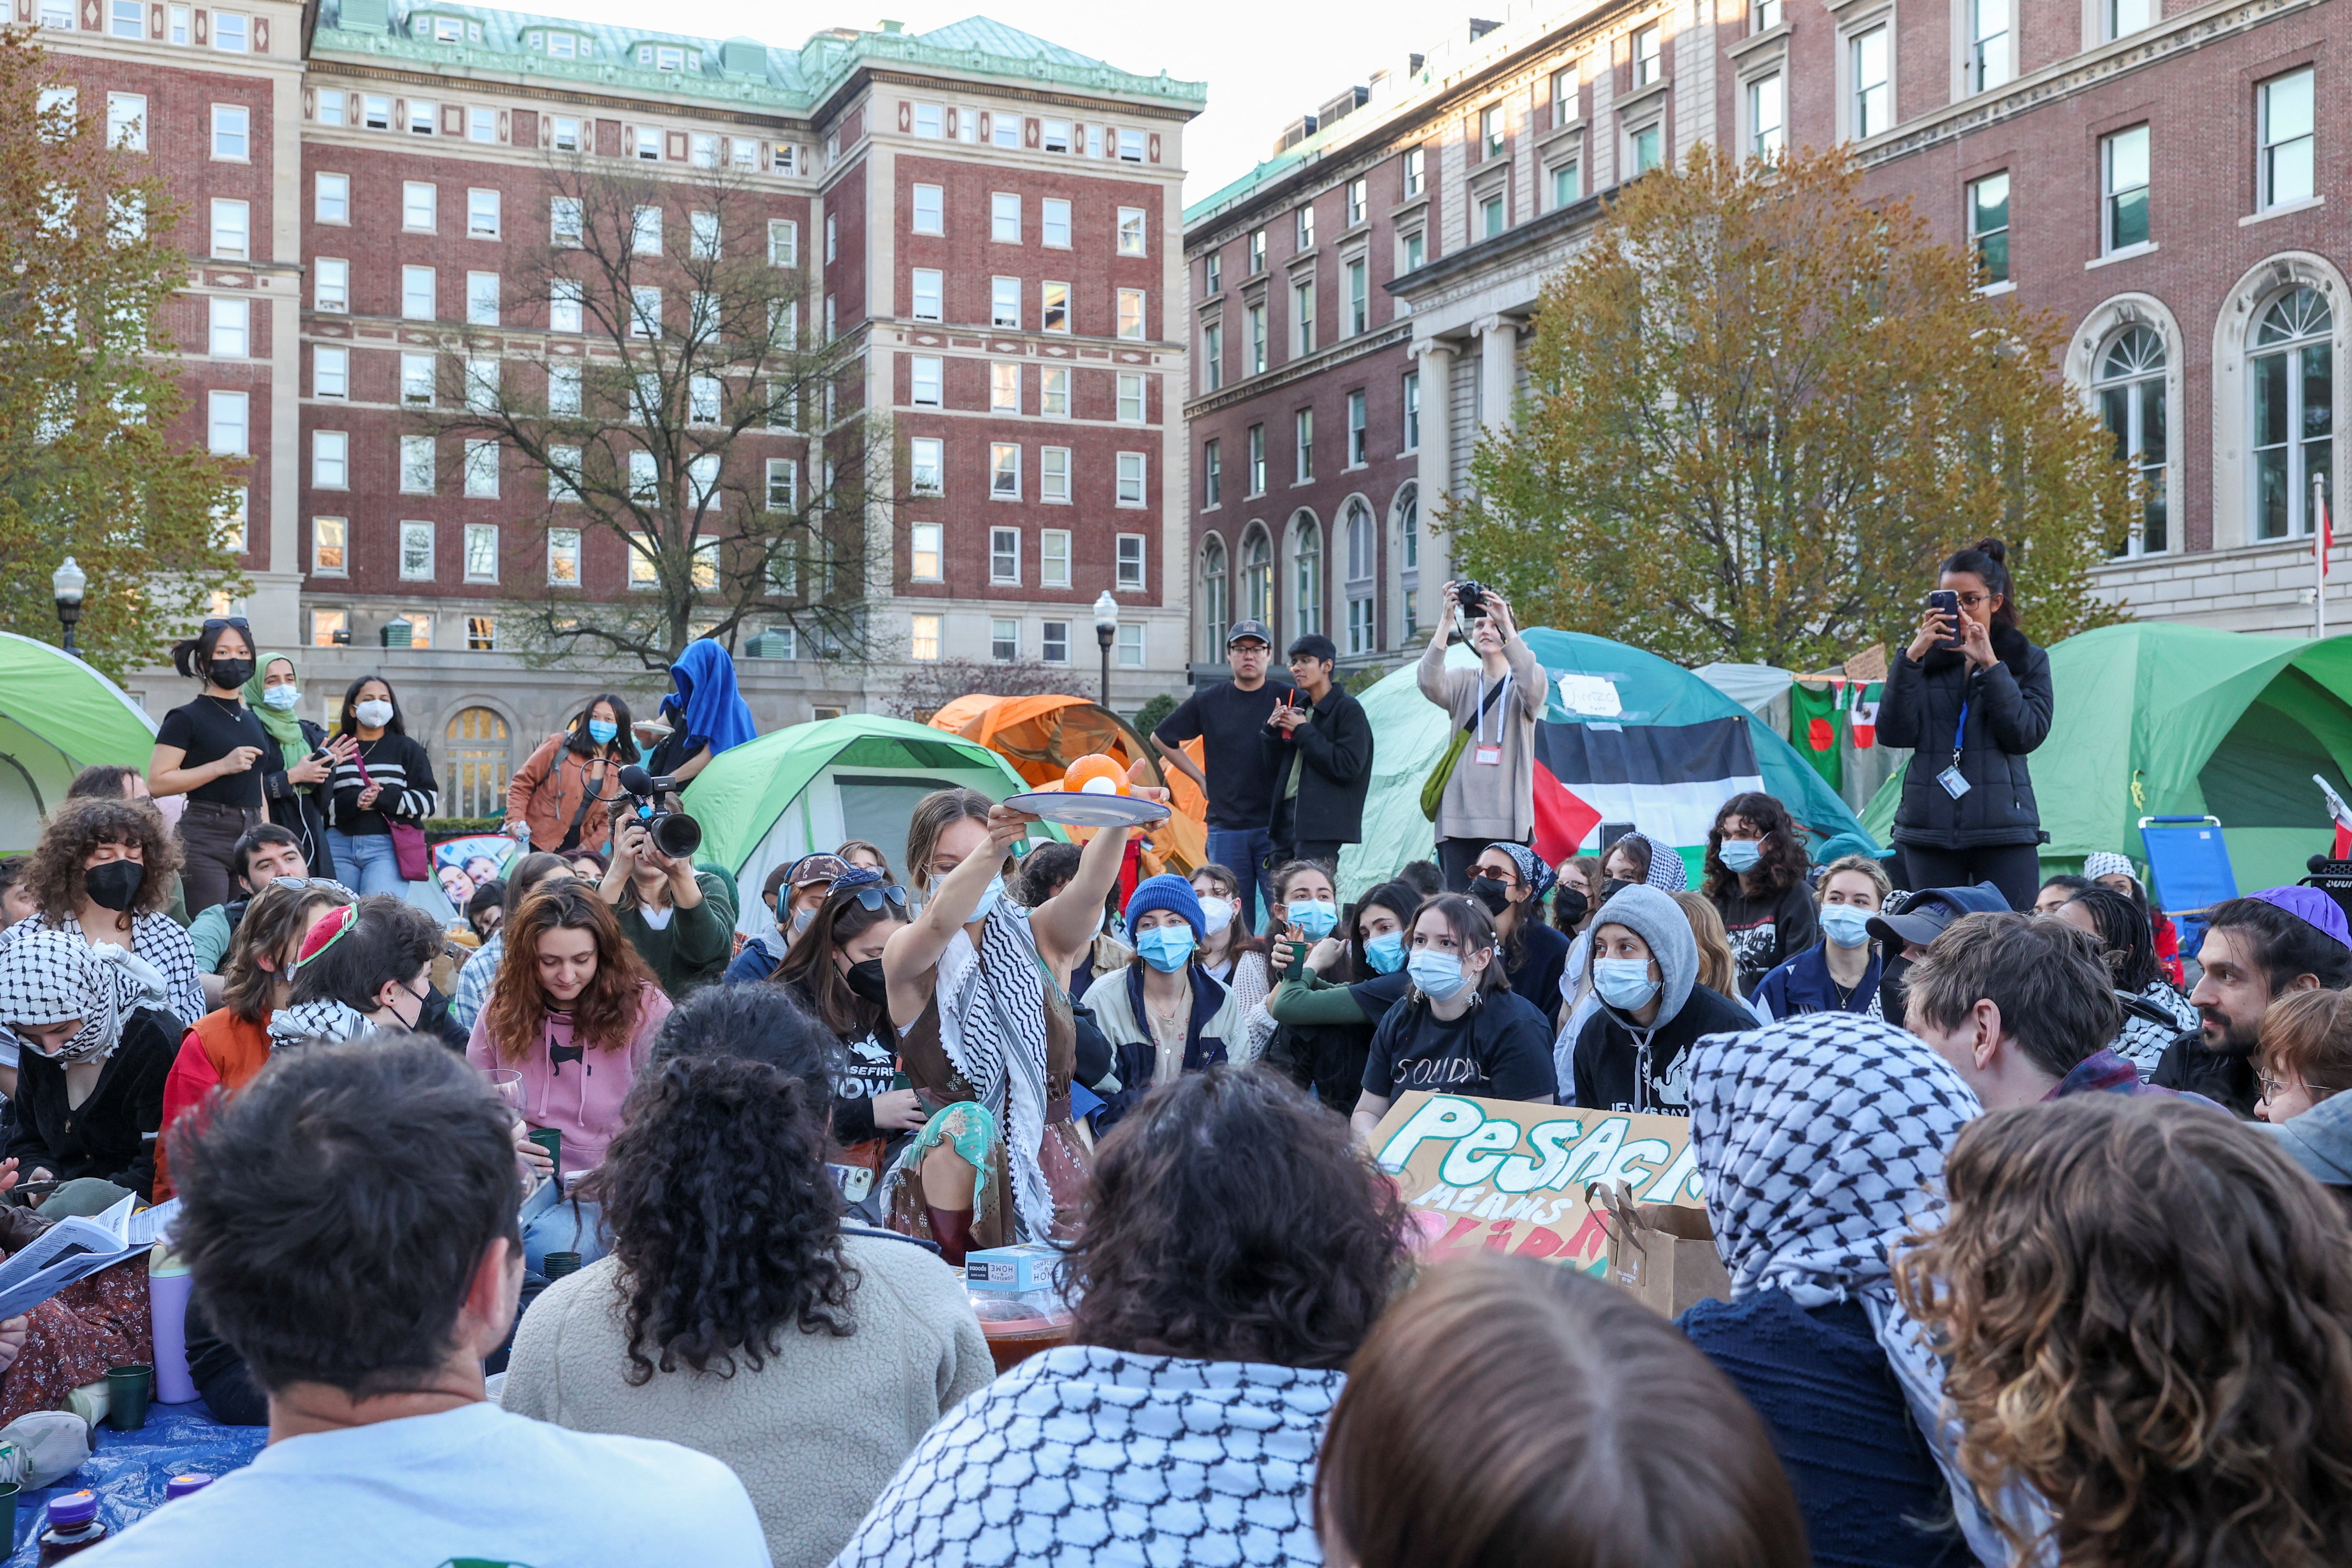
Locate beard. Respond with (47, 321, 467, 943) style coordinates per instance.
(2199, 1002, 2262, 1057)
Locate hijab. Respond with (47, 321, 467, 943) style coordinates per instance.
(243, 655, 310, 771)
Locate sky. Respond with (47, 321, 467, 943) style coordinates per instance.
(540, 0, 1451, 205)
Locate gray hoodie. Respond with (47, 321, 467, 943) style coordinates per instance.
(2258, 1087, 2352, 1186)
(1588, 883, 1699, 1028)
(1572, 881, 1756, 1115)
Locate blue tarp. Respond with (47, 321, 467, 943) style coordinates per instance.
(2, 1400, 262, 1562)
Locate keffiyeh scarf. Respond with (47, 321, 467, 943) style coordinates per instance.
(0, 930, 169, 1063)
(265, 998, 373, 1050)
(934, 904, 1054, 1243)
(1627, 829, 1687, 892)
(2, 912, 204, 1030)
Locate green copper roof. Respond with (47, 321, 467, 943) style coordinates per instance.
(311, 3, 1206, 115)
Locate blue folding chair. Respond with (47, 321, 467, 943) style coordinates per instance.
(2139, 814, 2237, 956)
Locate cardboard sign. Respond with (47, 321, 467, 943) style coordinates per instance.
(1367, 1092, 1702, 1275)
(1593, 1182, 1732, 1317)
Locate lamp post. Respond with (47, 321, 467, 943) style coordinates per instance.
(51, 558, 86, 658)
(1093, 590, 1119, 709)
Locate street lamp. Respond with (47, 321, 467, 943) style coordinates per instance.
(1093, 590, 1119, 709)
(51, 558, 86, 658)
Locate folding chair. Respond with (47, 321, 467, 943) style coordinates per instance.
(2138, 814, 2236, 958)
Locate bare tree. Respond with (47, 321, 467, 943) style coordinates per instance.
(424, 154, 893, 670)
(880, 657, 1097, 724)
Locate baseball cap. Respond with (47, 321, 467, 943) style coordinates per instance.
(1225, 619, 1271, 648)
(1866, 881, 2011, 948)
(788, 853, 850, 889)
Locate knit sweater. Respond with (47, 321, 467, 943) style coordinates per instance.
(615, 872, 737, 998)
(1418, 634, 1548, 841)
(502, 1231, 991, 1568)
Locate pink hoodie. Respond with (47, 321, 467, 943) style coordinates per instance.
(466, 980, 671, 1178)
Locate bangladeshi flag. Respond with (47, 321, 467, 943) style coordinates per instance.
(1530, 717, 1769, 871)
(1787, 682, 1845, 791)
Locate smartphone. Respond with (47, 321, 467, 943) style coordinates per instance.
(1597, 822, 1636, 860)
(1928, 588, 1963, 648)
(1285, 923, 1307, 980)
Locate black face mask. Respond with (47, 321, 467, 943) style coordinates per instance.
(1553, 886, 1589, 927)
(1599, 877, 1635, 905)
(1469, 876, 1513, 916)
(207, 657, 255, 691)
(843, 958, 889, 1004)
(84, 860, 144, 912)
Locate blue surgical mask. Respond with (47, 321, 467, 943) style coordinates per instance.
(1136, 925, 1196, 973)
(1290, 899, 1339, 940)
(1363, 930, 1406, 974)
(1820, 905, 1875, 949)
(587, 718, 619, 745)
(1593, 958, 1660, 1011)
(1718, 838, 1764, 874)
(1408, 949, 1471, 1001)
(261, 685, 298, 711)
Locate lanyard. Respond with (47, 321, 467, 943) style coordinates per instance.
(1477, 674, 1511, 748)
(1951, 700, 1969, 767)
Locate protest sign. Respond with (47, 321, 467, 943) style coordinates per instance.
(1365, 1092, 1702, 1274)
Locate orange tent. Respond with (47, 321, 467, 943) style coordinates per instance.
(928, 694, 1207, 874)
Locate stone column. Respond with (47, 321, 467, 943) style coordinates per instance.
(1412, 337, 1457, 624)
(1477, 313, 1519, 435)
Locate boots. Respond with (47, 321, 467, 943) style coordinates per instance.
(925, 1204, 976, 1268)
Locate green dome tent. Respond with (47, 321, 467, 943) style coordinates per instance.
(0, 633, 160, 851)
(682, 714, 1062, 941)
(1859, 624, 2352, 898)
(1340, 630, 1879, 901)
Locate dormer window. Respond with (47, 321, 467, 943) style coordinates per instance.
(636, 43, 696, 70)
(418, 14, 480, 43)
(528, 30, 588, 57)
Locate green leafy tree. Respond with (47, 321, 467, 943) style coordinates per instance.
(0, 26, 245, 681)
(1444, 145, 2132, 669)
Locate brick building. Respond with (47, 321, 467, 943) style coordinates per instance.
(27, 1, 1199, 815)
(1182, 0, 2352, 677)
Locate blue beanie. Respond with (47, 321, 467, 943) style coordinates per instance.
(1124, 873, 1205, 941)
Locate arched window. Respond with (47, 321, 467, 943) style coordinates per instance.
(444, 706, 511, 818)
(2254, 286, 2333, 540)
(1242, 525, 1273, 624)
(1200, 535, 1229, 653)
(1343, 498, 1376, 655)
(1291, 512, 1323, 640)
(2096, 325, 2167, 555)
(1394, 483, 1422, 640)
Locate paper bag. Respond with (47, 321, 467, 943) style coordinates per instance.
(1588, 1181, 1731, 1318)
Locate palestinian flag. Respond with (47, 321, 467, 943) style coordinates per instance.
(1530, 717, 1767, 872)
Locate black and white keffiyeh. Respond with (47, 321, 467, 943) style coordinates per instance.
(936, 903, 1054, 1242)
(265, 997, 375, 1050)
(2, 911, 203, 1031)
(0, 929, 169, 1063)
(828, 1345, 1341, 1568)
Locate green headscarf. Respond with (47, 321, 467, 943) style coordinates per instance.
(243, 653, 310, 771)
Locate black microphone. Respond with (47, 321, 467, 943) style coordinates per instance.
(618, 764, 679, 796)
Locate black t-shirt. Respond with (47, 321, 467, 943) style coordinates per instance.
(1361, 988, 1556, 1103)
(156, 696, 272, 809)
(1714, 880, 1821, 997)
(788, 979, 899, 1142)
(1154, 678, 1295, 829)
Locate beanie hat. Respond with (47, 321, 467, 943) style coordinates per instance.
(1124, 873, 1205, 942)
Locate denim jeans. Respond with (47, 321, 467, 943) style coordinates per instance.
(1205, 826, 1278, 935)
(325, 828, 407, 896)
(520, 1177, 607, 1275)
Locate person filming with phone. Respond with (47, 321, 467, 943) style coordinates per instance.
(1877, 538, 2053, 912)
(1420, 580, 1547, 893)
(1262, 635, 1373, 875)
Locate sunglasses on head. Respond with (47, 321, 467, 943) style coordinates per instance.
(202, 616, 252, 633)
(836, 882, 909, 913)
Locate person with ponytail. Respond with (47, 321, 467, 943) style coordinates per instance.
(148, 619, 276, 915)
(1877, 539, 2054, 911)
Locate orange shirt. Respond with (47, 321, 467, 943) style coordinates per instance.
(152, 1008, 273, 1200)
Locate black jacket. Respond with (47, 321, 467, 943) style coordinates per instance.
(1261, 683, 1374, 843)
(7, 1006, 176, 1200)
(1572, 983, 1757, 1117)
(2151, 1025, 2257, 1117)
(259, 717, 338, 883)
(1265, 970, 1412, 1113)
(1877, 624, 2053, 850)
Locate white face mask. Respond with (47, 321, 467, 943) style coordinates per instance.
(261, 685, 299, 711)
(1200, 897, 1234, 938)
(353, 699, 395, 728)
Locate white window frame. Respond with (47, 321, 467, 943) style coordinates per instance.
(910, 437, 945, 495)
(401, 265, 436, 321)
(547, 528, 582, 584)
(991, 192, 1021, 244)
(1845, 22, 1894, 141)
(467, 188, 501, 238)
(1116, 535, 1147, 592)
(992, 362, 1021, 412)
(314, 257, 349, 313)
(1041, 529, 1071, 588)
(1747, 72, 1786, 158)
(208, 296, 249, 357)
(911, 267, 943, 322)
(399, 434, 436, 494)
(311, 429, 349, 489)
(1116, 206, 1146, 255)
(910, 522, 944, 581)
(464, 522, 500, 580)
(910, 355, 944, 408)
(209, 198, 249, 259)
(315, 173, 350, 224)
(1043, 198, 1072, 249)
(314, 344, 349, 399)
(402, 180, 436, 232)
(1115, 452, 1146, 508)
(992, 276, 1021, 329)
(1117, 372, 1146, 424)
(211, 103, 249, 160)
(768, 220, 799, 267)
(2102, 124, 2151, 254)
(2259, 68, 2316, 211)
(466, 271, 500, 326)
(1042, 366, 1071, 418)
(990, 443, 1022, 500)
(399, 520, 436, 580)
(910, 614, 944, 663)
(207, 390, 248, 455)
(312, 517, 349, 577)
(1118, 288, 1146, 341)
(990, 526, 1021, 584)
(1041, 446, 1071, 504)
(912, 183, 944, 236)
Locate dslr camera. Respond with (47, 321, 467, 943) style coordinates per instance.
(1456, 581, 1490, 617)
(616, 764, 702, 860)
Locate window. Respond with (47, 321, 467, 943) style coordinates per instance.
(912, 183, 944, 235)
(1116, 206, 1145, 255)
(991, 277, 1021, 329)
(910, 438, 944, 494)
(403, 181, 436, 231)
(1249, 229, 1267, 273)
(1044, 282, 1071, 334)
(1294, 280, 1315, 355)
(209, 199, 249, 259)
(1632, 125, 1664, 176)
(400, 520, 435, 579)
(314, 344, 349, 399)
(399, 435, 436, 494)
(681, 374, 718, 425)
(1851, 26, 1891, 138)
(1117, 535, 1147, 591)
(910, 615, 942, 662)
(768, 220, 798, 267)
(1551, 161, 1583, 209)
(2103, 126, 2150, 252)
(991, 113, 1019, 149)
(1203, 322, 1224, 392)
(547, 448, 581, 505)
(1248, 424, 1267, 494)
(977, 362, 1014, 413)
(683, 211, 718, 262)
(466, 272, 499, 325)
(547, 364, 580, 416)
(468, 107, 495, 144)
(1967, 0, 2012, 94)
(1345, 179, 1367, 228)
(991, 443, 1021, 498)
(399, 353, 436, 406)
(1118, 373, 1145, 424)
(551, 197, 582, 246)
(543, 528, 581, 585)
(627, 450, 658, 503)
(1116, 453, 1146, 508)
(2253, 286, 2333, 541)
(550, 281, 583, 334)
(1403, 230, 1426, 273)
(2260, 69, 2316, 210)
(632, 205, 662, 256)
(463, 187, 501, 239)
(402, 265, 436, 321)
(1248, 303, 1268, 374)
(913, 102, 942, 138)
(36, 0, 68, 26)
(311, 429, 348, 488)
(910, 523, 943, 580)
(108, 0, 139, 36)
(764, 458, 798, 513)
(2096, 326, 2168, 555)
(1203, 439, 1223, 507)
(105, 92, 144, 150)
(635, 126, 659, 161)
(991, 192, 1020, 243)
(462, 522, 498, 580)
(212, 105, 249, 160)
(207, 391, 247, 455)
(991, 527, 1021, 583)
(409, 99, 436, 135)
(1291, 516, 1322, 638)
(1345, 501, 1375, 655)
(312, 518, 348, 577)
(1969, 172, 2010, 286)
(1295, 407, 1315, 482)
(1404, 370, 1421, 450)
(314, 258, 349, 312)
(1042, 621, 1070, 663)
(314, 173, 350, 225)
(316, 90, 348, 126)
(912, 268, 943, 321)
(363, 95, 391, 130)
(1346, 260, 1369, 336)
(1043, 119, 1071, 153)
(1044, 198, 1072, 248)
(1042, 530, 1071, 588)
(461, 617, 496, 654)
(991, 620, 1019, 661)
(1480, 193, 1506, 237)
(911, 355, 943, 407)
(208, 296, 248, 357)
(1297, 205, 1317, 250)
(463, 358, 497, 413)
(1041, 447, 1071, 503)
(1120, 129, 1144, 162)
(1201, 537, 1228, 650)
(1750, 73, 1785, 157)
(1347, 389, 1368, 465)
(551, 115, 580, 151)
(213, 11, 246, 50)
(631, 287, 661, 337)
(1755, 0, 1783, 27)
(628, 542, 656, 590)
(168, 4, 188, 43)
(1042, 367, 1070, 418)
(1404, 148, 1425, 197)
(1632, 25, 1661, 86)
(2107, 0, 2154, 36)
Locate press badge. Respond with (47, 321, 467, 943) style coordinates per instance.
(1936, 765, 1972, 800)
(1474, 743, 1504, 766)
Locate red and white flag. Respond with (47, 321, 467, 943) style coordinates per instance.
(2319, 775, 2352, 860)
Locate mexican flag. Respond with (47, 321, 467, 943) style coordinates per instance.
(1531, 717, 1768, 875)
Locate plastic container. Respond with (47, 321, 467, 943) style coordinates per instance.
(148, 1244, 197, 1404)
(36, 1491, 105, 1561)
(164, 1474, 213, 1501)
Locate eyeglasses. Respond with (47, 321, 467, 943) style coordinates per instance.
(2257, 1072, 2319, 1101)
(1952, 593, 1991, 609)
(837, 882, 910, 914)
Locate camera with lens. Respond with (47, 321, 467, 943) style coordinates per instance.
(616, 764, 702, 860)
(1456, 580, 1490, 616)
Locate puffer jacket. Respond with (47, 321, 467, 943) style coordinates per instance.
(1877, 623, 2052, 850)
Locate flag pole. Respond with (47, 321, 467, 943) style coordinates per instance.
(2317, 474, 2330, 640)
